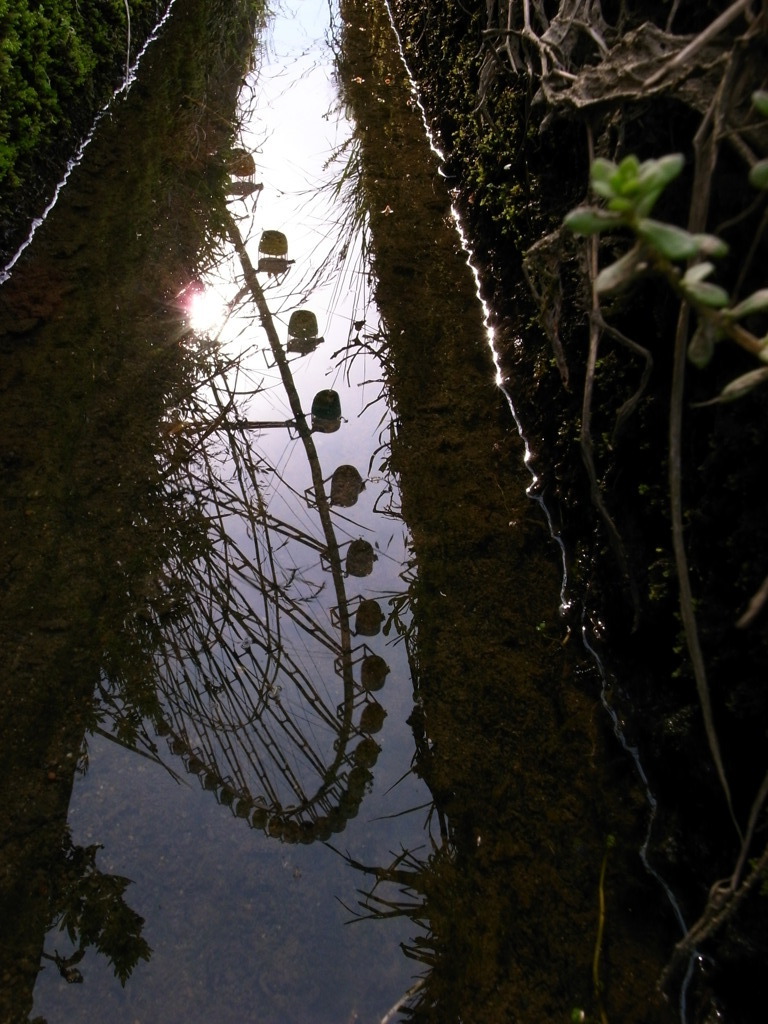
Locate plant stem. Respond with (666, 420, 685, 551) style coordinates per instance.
(592, 835, 614, 1024)
(123, 0, 132, 85)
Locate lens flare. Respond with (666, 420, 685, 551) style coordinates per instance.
(186, 283, 227, 335)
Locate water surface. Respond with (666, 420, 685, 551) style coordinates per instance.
(0, 2, 678, 1023)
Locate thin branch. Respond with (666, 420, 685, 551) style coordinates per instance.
(645, 0, 752, 88)
(379, 977, 426, 1023)
(670, 98, 742, 841)
(736, 571, 768, 627)
(122, 0, 132, 85)
(589, 310, 653, 442)
(660, 837, 768, 991)
(582, 267, 640, 629)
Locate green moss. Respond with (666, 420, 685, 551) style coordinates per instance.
(0, 1, 171, 254)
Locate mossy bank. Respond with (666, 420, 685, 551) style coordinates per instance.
(387, 1, 768, 1020)
(0, 1, 171, 262)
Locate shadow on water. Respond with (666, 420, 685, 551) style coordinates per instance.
(0, 2, 271, 1018)
(0, 0, 684, 1022)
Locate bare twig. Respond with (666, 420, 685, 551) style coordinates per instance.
(736, 571, 768, 627)
(122, 0, 132, 85)
(378, 977, 426, 1023)
(590, 311, 653, 443)
(660, 836, 768, 991)
(670, 95, 742, 841)
(731, 768, 768, 888)
(578, 126, 641, 627)
(646, 0, 752, 88)
(582, 236, 641, 629)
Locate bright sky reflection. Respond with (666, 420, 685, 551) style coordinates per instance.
(31, 4, 430, 1021)
(206, 0, 360, 346)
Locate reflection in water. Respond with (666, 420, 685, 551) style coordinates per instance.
(1, 0, 429, 1021)
(1, 0, 679, 1022)
(144, 205, 386, 840)
(347, 539, 377, 577)
(331, 464, 366, 507)
(287, 309, 324, 354)
(257, 229, 295, 277)
(38, 831, 151, 988)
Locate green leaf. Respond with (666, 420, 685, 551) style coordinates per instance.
(694, 367, 768, 406)
(590, 158, 618, 199)
(681, 262, 729, 308)
(749, 160, 768, 190)
(634, 189, 663, 218)
(614, 154, 640, 186)
(693, 233, 729, 258)
(726, 289, 768, 320)
(637, 218, 701, 260)
(681, 280, 730, 308)
(682, 262, 715, 285)
(719, 367, 768, 401)
(651, 153, 684, 187)
(752, 90, 768, 118)
(634, 154, 684, 196)
(591, 158, 617, 183)
(563, 207, 621, 235)
(610, 164, 642, 199)
(606, 195, 636, 212)
(592, 182, 615, 200)
(595, 246, 643, 294)
(687, 322, 717, 368)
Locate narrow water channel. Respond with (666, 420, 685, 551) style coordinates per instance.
(1, 2, 680, 1023)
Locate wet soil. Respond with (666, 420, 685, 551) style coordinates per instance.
(336, 2, 683, 1020)
(385, 0, 768, 1020)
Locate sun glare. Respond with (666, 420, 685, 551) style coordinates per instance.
(186, 283, 228, 335)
